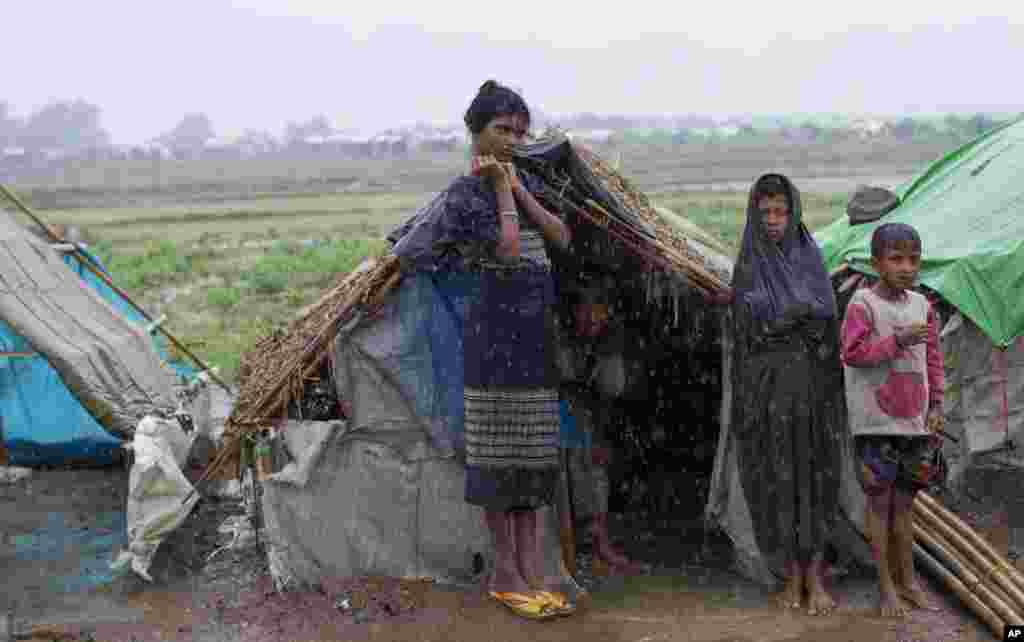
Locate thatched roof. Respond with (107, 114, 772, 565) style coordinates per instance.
(195, 133, 732, 486)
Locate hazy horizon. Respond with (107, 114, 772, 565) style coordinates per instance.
(6, 2, 1022, 144)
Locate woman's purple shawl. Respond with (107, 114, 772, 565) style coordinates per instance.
(732, 173, 837, 323)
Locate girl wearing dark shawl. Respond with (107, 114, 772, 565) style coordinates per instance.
(707, 174, 845, 616)
(389, 81, 573, 619)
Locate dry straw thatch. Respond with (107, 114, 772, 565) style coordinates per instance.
(195, 139, 730, 488)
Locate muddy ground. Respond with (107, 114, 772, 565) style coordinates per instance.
(1, 457, 1011, 642)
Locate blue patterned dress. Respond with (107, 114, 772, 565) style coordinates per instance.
(390, 171, 561, 511)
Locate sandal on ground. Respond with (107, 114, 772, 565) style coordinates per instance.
(532, 590, 577, 616)
(488, 591, 562, 620)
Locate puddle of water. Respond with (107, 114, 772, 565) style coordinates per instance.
(13, 510, 127, 593)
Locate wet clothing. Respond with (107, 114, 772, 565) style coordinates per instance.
(840, 287, 944, 438)
(732, 176, 837, 324)
(389, 170, 562, 512)
(730, 174, 845, 564)
(855, 434, 944, 495)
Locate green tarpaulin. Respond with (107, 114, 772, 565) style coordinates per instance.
(816, 114, 1024, 348)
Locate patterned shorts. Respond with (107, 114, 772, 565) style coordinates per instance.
(855, 435, 945, 495)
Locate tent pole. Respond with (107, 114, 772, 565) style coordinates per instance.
(0, 183, 232, 394)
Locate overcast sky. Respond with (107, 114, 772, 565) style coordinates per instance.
(6, 1, 1022, 143)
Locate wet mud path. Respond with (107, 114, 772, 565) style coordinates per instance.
(1, 466, 995, 642)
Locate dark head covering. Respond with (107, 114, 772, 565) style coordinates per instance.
(463, 80, 531, 134)
(733, 173, 837, 323)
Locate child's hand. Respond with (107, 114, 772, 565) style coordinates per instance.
(926, 406, 945, 434)
(895, 322, 928, 348)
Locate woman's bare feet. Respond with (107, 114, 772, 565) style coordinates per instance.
(805, 559, 837, 616)
(775, 563, 804, 610)
(879, 586, 909, 617)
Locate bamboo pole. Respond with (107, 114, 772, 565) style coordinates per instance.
(914, 499, 1024, 615)
(914, 542, 1006, 639)
(537, 187, 723, 294)
(0, 183, 232, 394)
(915, 521, 1024, 627)
(918, 492, 1024, 595)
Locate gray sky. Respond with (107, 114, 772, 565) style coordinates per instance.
(6, 1, 1022, 143)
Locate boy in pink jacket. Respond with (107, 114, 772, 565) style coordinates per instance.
(840, 222, 945, 617)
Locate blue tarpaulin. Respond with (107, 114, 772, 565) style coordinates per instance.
(0, 246, 194, 466)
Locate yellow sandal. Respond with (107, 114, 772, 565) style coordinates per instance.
(488, 591, 562, 620)
(532, 590, 576, 616)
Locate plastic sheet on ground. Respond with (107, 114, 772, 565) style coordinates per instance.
(111, 415, 199, 581)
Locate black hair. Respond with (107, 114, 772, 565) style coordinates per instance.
(754, 175, 788, 200)
(871, 222, 922, 258)
(463, 80, 531, 135)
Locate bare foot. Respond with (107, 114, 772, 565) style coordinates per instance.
(806, 582, 837, 616)
(879, 588, 909, 618)
(898, 583, 940, 611)
(775, 574, 804, 610)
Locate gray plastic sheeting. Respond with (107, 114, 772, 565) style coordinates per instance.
(261, 420, 492, 587)
(0, 211, 178, 439)
(259, 274, 575, 590)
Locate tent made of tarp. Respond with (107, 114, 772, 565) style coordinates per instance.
(815, 115, 1024, 477)
(817, 114, 1024, 349)
(0, 213, 192, 466)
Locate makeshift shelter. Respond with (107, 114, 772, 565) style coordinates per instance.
(198, 132, 734, 591)
(0, 238, 197, 466)
(817, 114, 1024, 485)
(0, 201, 212, 581)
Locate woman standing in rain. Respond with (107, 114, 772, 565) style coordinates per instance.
(461, 80, 575, 619)
(707, 174, 845, 615)
(391, 80, 574, 619)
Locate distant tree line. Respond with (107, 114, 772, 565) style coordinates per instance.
(0, 96, 1015, 159)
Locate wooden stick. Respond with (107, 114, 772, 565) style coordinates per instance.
(0, 183, 232, 395)
(918, 492, 1024, 595)
(915, 521, 1024, 627)
(557, 448, 577, 576)
(914, 499, 1024, 614)
(913, 542, 1006, 639)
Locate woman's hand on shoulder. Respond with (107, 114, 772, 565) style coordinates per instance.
(471, 155, 511, 191)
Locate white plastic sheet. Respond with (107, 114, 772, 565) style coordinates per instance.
(112, 415, 198, 581)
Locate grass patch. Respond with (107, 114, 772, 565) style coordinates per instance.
(242, 238, 388, 293)
(159, 238, 386, 381)
(206, 286, 243, 309)
(179, 315, 281, 382)
(100, 239, 192, 290)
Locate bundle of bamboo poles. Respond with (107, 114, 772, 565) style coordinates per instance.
(913, 491, 1024, 638)
(188, 253, 403, 496)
